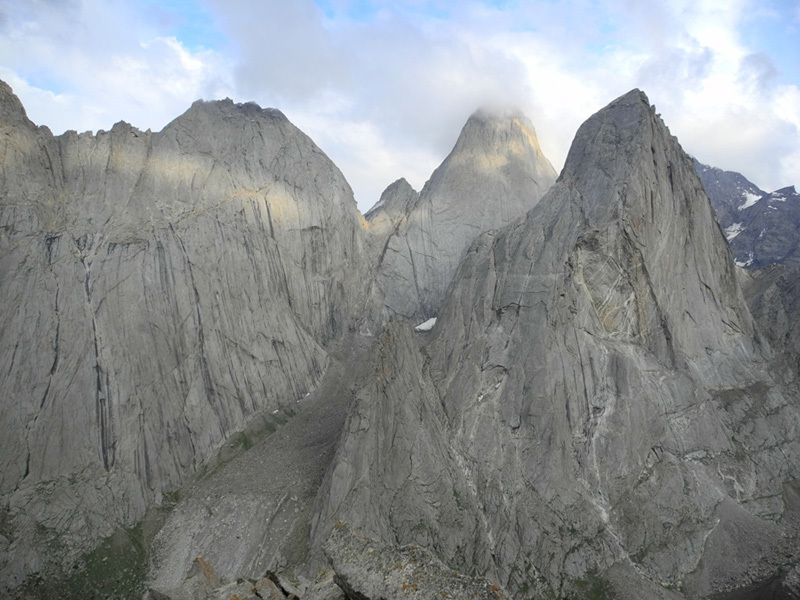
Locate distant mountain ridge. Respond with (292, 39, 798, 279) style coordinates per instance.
(693, 158, 767, 229)
(694, 158, 800, 269)
(726, 185, 800, 268)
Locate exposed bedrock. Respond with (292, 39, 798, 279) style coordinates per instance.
(364, 108, 557, 323)
(0, 81, 371, 591)
(314, 90, 800, 599)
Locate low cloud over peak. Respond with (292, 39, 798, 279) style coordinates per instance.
(1, 0, 797, 210)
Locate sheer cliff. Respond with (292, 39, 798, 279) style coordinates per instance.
(741, 264, 800, 371)
(314, 90, 800, 599)
(143, 109, 556, 597)
(0, 81, 371, 592)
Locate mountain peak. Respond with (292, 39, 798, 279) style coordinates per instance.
(558, 87, 678, 226)
(370, 105, 558, 321)
(563, 88, 653, 172)
(180, 97, 288, 124)
(411, 87, 776, 596)
(364, 177, 418, 222)
(450, 105, 546, 158)
(617, 86, 649, 104)
(0, 79, 35, 128)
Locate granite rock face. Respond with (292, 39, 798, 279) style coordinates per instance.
(363, 177, 419, 237)
(366, 108, 557, 322)
(316, 90, 800, 598)
(0, 81, 370, 591)
(146, 334, 373, 598)
(309, 322, 495, 580)
(741, 264, 800, 369)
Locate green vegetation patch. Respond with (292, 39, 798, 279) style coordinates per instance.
(13, 506, 172, 600)
(568, 570, 614, 600)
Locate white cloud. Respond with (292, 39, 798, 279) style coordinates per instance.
(290, 102, 441, 210)
(0, 0, 797, 208)
(616, 0, 800, 191)
(205, 0, 540, 205)
(0, 0, 233, 134)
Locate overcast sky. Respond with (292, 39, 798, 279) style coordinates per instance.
(1, 0, 798, 211)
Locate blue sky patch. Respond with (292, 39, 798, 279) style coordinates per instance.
(144, 0, 227, 51)
(740, 5, 800, 86)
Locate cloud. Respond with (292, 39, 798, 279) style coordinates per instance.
(482, 0, 800, 192)
(205, 0, 538, 205)
(0, 0, 233, 134)
(0, 0, 797, 208)
(613, 0, 800, 191)
(207, 0, 342, 101)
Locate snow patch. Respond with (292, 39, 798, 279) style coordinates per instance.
(414, 317, 437, 332)
(724, 222, 744, 240)
(735, 252, 754, 268)
(738, 192, 762, 210)
(770, 192, 786, 202)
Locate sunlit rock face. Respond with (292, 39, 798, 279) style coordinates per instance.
(0, 81, 370, 591)
(365, 108, 557, 323)
(314, 90, 800, 599)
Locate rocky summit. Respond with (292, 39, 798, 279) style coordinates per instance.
(364, 107, 557, 324)
(1, 80, 800, 600)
